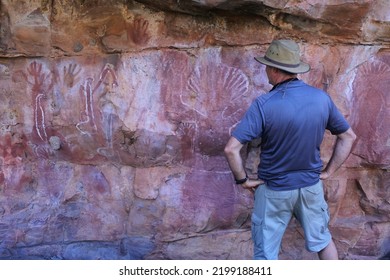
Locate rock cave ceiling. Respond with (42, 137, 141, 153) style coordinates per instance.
(131, 0, 388, 45)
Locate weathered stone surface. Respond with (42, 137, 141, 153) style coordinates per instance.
(350, 51, 390, 167)
(0, 0, 389, 260)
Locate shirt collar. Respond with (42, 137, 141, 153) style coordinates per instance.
(270, 78, 298, 92)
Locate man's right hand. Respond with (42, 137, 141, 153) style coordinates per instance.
(241, 179, 264, 192)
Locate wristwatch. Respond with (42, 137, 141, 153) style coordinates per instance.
(235, 176, 248, 185)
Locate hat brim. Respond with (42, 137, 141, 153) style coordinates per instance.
(255, 57, 310, 74)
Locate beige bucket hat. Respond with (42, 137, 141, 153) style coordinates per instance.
(255, 39, 310, 74)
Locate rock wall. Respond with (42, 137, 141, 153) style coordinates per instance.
(0, 0, 389, 260)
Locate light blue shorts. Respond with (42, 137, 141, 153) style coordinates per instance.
(251, 180, 331, 260)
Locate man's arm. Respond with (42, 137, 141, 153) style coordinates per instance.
(224, 136, 264, 189)
(320, 127, 357, 180)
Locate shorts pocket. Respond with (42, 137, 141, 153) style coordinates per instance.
(302, 182, 324, 205)
(305, 181, 323, 195)
(321, 205, 330, 230)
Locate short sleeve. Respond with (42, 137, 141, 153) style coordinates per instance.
(326, 99, 350, 135)
(231, 100, 265, 143)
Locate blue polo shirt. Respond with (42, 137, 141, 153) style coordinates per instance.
(232, 79, 350, 190)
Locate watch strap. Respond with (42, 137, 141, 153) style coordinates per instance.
(235, 176, 248, 185)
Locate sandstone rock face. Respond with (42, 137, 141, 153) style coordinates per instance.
(0, 0, 389, 260)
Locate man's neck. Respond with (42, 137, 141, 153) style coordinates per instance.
(273, 73, 297, 84)
(271, 77, 298, 91)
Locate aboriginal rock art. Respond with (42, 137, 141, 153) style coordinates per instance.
(159, 51, 195, 164)
(351, 58, 390, 166)
(76, 63, 119, 158)
(102, 17, 150, 51)
(52, 63, 82, 116)
(15, 62, 84, 159)
(183, 63, 249, 119)
(180, 52, 250, 156)
(0, 135, 34, 222)
(0, 133, 27, 182)
(97, 64, 119, 157)
(13, 62, 55, 158)
(127, 17, 150, 46)
(176, 121, 196, 164)
(76, 77, 98, 135)
(26, 62, 54, 143)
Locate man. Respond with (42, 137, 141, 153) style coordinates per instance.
(224, 39, 356, 260)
